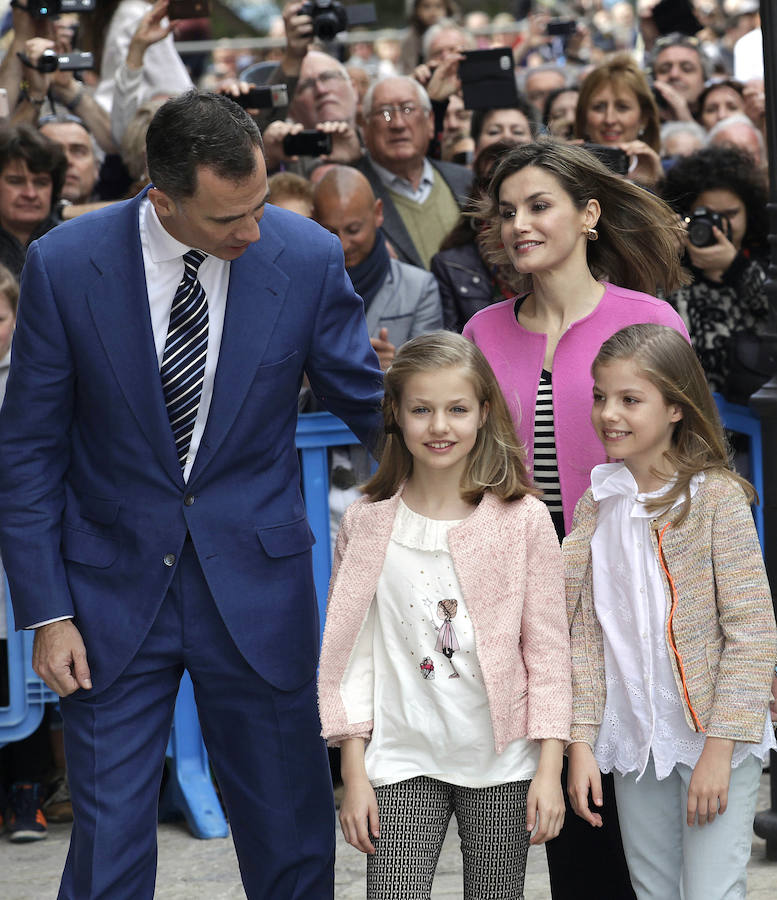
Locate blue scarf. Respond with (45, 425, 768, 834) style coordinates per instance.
(347, 228, 390, 313)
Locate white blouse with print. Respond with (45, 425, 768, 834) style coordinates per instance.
(363, 500, 540, 788)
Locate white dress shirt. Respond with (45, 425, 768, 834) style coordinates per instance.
(139, 196, 230, 483)
(30, 198, 230, 629)
(589, 463, 774, 781)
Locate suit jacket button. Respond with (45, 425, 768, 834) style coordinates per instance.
(184, 494, 195, 506)
(163, 553, 176, 567)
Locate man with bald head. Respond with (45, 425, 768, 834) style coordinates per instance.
(313, 165, 442, 369)
(356, 75, 472, 269)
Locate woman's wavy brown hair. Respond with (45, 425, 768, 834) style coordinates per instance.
(475, 139, 688, 296)
(593, 323, 755, 524)
(363, 332, 538, 504)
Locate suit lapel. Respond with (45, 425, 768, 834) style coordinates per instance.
(363, 261, 396, 335)
(86, 192, 184, 486)
(188, 224, 289, 482)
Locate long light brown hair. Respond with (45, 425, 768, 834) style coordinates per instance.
(476, 140, 688, 296)
(593, 324, 755, 524)
(363, 332, 538, 504)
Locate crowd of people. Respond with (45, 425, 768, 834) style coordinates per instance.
(0, 0, 775, 899)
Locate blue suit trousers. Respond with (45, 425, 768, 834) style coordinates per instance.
(57, 541, 335, 899)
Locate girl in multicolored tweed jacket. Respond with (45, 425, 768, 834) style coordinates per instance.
(564, 323, 777, 900)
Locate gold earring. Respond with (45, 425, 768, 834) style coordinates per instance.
(585, 226, 599, 241)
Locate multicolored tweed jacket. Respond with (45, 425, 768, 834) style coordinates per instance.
(563, 469, 777, 748)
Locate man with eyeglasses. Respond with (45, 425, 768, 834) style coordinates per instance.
(263, 50, 362, 173)
(355, 76, 471, 270)
(651, 33, 707, 123)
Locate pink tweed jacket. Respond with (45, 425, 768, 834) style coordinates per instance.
(564, 469, 777, 748)
(317, 487, 572, 754)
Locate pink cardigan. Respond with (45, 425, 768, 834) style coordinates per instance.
(317, 488, 572, 754)
(463, 282, 690, 533)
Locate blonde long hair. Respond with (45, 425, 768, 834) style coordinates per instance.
(593, 324, 755, 523)
(363, 332, 538, 504)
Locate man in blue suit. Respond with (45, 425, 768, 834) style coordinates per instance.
(0, 91, 383, 898)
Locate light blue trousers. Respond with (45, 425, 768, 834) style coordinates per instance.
(613, 754, 762, 900)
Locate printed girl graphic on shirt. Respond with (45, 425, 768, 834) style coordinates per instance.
(435, 598, 460, 678)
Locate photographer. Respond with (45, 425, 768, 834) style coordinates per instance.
(262, 50, 362, 173)
(15, 33, 115, 154)
(661, 145, 773, 393)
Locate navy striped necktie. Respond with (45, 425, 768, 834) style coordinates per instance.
(161, 249, 209, 468)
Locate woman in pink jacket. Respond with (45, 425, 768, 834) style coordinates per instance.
(463, 140, 690, 900)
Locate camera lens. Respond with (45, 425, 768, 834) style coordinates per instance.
(687, 219, 713, 247)
(314, 12, 339, 40)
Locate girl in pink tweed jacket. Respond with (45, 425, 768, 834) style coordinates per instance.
(317, 332, 571, 900)
(566, 324, 777, 900)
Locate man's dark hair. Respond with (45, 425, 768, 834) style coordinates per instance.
(146, 90, 264, 199)
(0, 124, 67, 204)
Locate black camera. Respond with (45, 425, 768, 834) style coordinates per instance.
(232, 84, 289, 110)
(685, 207, 732, 247)
(299, 0, 348, 41)
(298, 1, 376, 41)
(12, 0, 96, 16)
(19, 48, 94, 72)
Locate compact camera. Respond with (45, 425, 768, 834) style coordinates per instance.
(19, 48, 94, 72)
(685, 207, 732, 248)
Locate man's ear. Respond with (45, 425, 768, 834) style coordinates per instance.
(374, 198, 384, 229)
(148, 187, 176, 220)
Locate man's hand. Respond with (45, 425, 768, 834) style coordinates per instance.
(370, 328, 395, 371)
(22, 36, 55, 98)
(652, 80, 693, 122)
(424, 54, 464, 103)
(280, 0, 314, 74)
(316, 119, 361, 163)
(262, 119, 303, 169)
(127, 0, 174, 71)
(33, 620, 92, 697)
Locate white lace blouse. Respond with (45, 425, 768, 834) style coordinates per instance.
(590, 463, 775, 781)
(363, 500, 540, 788)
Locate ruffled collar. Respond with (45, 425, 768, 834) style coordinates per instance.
(591, 462, 703, 519)
(390, 499, 464, 552)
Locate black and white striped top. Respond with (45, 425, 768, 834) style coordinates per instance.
(533, 369, 564, 539)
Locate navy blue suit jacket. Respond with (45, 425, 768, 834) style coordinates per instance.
(0, 190, 383, 693)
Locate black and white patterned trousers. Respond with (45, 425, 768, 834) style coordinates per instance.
(366, 775, 531, 899)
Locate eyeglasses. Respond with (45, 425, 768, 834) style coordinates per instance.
(296, 69, 348, 95)
(653, 33, 701, 53)
(370, 104, 423, 124)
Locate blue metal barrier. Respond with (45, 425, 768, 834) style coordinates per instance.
(713, 393, 764, 548)
(0, 412, 361, 838)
